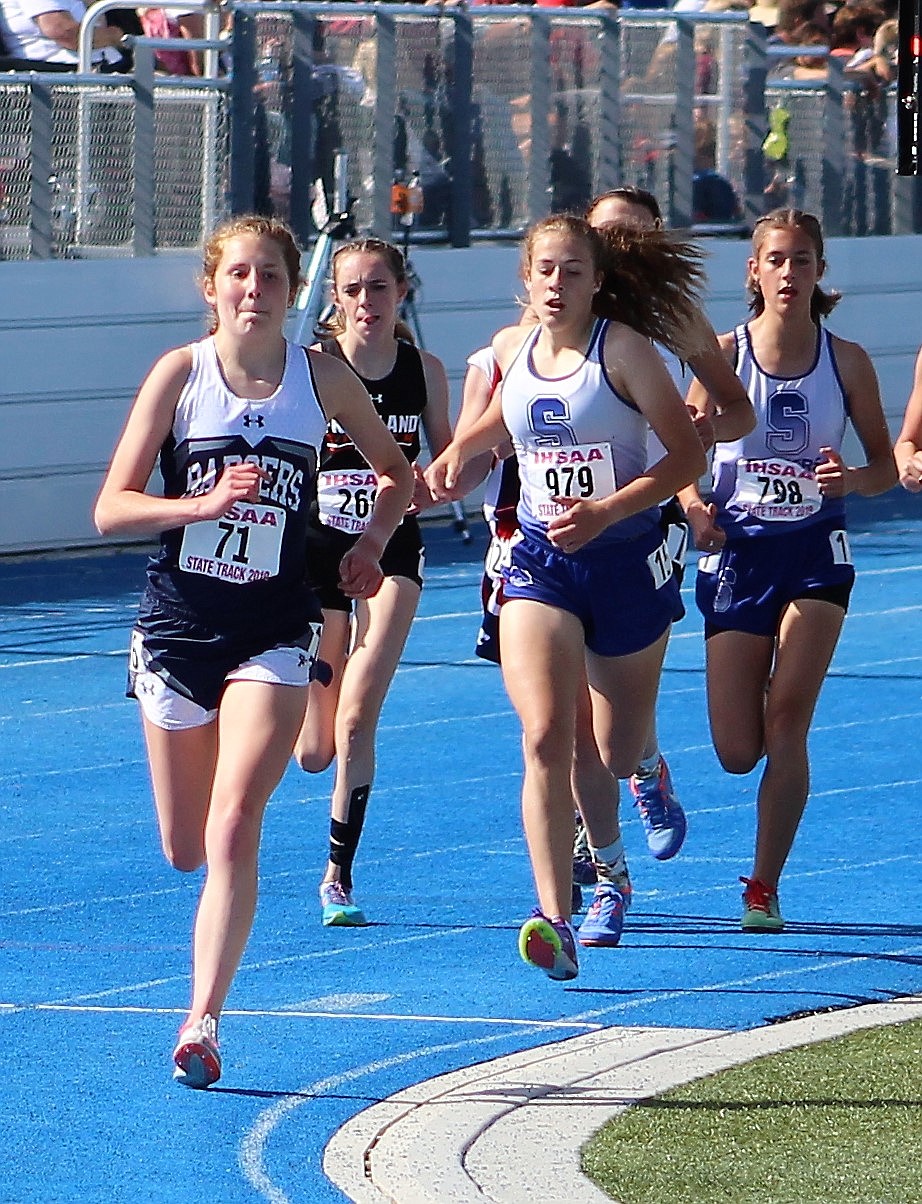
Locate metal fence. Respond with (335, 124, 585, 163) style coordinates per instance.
(1, 1, 920, 260)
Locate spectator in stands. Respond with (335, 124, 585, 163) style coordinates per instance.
(692, 119, 744, 224)
(0, 0, 127, 68)
(767, 20, 830, 80)
(137, 7, 204, 76)
(768, 0, 831, 44)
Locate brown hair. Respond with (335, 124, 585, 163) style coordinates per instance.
(319, 238, 415, 343)
(585, 186, 663, 228)
(201, 215, 302, 333)
(522, 214, 707, 358)
(747, 207, 840, 319)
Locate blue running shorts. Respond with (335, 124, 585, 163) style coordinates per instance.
(501, 524, 683, 657)
(696, 517, 855, 639)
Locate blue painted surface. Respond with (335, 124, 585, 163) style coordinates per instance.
(1, 495, 921, 1202)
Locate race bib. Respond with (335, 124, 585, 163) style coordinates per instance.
(646, 540, 674, 590)
(179, 502, 285, 584)
(484, 528, 524, 581)
(521, 442, 616, 523)
(317, 470, 378, 534)
(731, 457, 822, 522)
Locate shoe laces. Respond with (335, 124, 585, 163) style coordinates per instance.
(633, 764, 673, 830)
(740, 876, 776, 914)
(586, 885, 622, 920)
(322, 881, 352, 905)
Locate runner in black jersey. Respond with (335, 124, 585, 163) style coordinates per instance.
(292, 238, 452, 928)
(94, 216, 413, 1088)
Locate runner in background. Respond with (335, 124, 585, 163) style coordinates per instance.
(680, 207, 895, 931)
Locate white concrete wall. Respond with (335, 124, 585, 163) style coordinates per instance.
(1, 234, 920, 556)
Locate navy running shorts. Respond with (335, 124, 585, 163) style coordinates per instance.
(696, 517, 855, 639)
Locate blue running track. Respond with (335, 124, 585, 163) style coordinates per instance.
(1, 492, 921, 1202)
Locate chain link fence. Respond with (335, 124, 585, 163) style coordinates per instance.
(0, 1, 919, 260)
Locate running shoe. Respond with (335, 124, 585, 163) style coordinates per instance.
(320, 881, 368, 927)
(740, 876, 784, 932)
(578, 884, 625, 948)
(630, 756, 687, 860)
(518, 910, 579, 981)
(172, 1013, 221, 1089)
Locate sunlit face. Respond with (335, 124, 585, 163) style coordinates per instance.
(332, 251, 407, 340)
(749, 226, 823, 315)
(587, 195, 659, 233)
(524, 231, 601, 327)
(202, 233, 293, 334)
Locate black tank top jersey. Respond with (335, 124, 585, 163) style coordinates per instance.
(142, 338, 325, 639)
(319, 338, 427, 470)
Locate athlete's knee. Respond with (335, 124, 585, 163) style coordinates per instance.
(161, 835, 205, 873)
(521, 718, 572, 768)
(206, 799, 264, 865)
(716, 742, 762, 775)
(334, 701, 379, 757)
(293, 737, 335, 774)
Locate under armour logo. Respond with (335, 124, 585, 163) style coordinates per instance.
(243, 414, 265, 428)
(298, 653, 308, 668)
(139, 680, 156, 695)
(369, 393, 384, 406)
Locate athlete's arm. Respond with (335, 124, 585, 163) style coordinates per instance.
(684, 313, 755, 443)
(816, 336, 896, 499)
(412, 350, 454, 513)
(310, 351, 414, 598)
(94, 347, 266, 537)
(894, 346, 922, 492)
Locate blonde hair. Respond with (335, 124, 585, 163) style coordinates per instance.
(747, 208, 840, 319)
(201, 215, 302, 334)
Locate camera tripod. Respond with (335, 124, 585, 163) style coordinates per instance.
(290, 156, 471, 543)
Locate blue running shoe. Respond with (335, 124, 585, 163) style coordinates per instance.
(630, 756, 687, 860)
(320, 881, 368, 927)
(518, 910, 579, 981)
(578, 884, 625, 948)
(172, 1013, 221, 1089)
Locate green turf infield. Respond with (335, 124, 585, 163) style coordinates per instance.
(582, 1017, 922, 1204)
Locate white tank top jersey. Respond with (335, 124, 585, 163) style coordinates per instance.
(647, 340, 690, 467)
(710, 323, 848, 538)
(501, 318, 657, 545)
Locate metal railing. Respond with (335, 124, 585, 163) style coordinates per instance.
(1, 2, 919, 261)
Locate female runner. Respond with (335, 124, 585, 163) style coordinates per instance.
(293, 238, 452, 927)
(681, 208, 895, 930)
(427, 214, 707, 980)
(94, 216, 413, 1086)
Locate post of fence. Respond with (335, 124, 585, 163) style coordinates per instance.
(528, 11, 551, 221)
(288, 8, 316, 249)
(822, 55, 845, 236)
(448, 9, 473, 247)
(132, 42, 156, 255)
(670, 16, 695, 228)
(596, 8, 621, 193)
(229, 8, 257, 214)
(371, 10, 397, 238)
(742, 19, 767, 226)
(29, 81, 54, 260)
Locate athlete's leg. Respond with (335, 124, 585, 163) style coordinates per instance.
(585, 628, 670, 780)
(572, 673, 621, 850)
(142, 718, 217, 872)
(704, 629, 775, 774)
(187, 678, 308, 1022)
(322, 575, 421, 890)
(292, 609, 351, 773)
(751, 597, 844, 888)
(500, 598, 584, 922)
